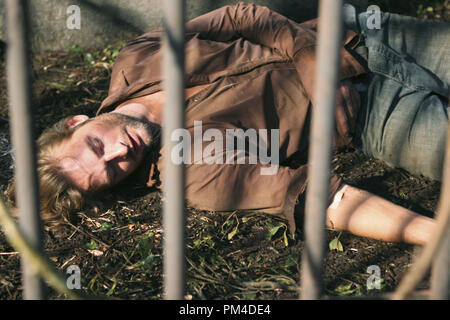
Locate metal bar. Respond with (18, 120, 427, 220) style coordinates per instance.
(161, 0, 186, 300)
(431, 228, 449, 299)
(392, 114, 450, 300)
(300, 0, 343, 300)
(5, 0, 46, 299)
(430, 112, 450, 300)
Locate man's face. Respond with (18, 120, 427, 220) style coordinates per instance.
(56, 113, 155, 192)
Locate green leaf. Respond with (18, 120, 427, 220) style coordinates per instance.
(285, 254, 298, 268)
(86, 240, 97, 250)
(101, 222, 114, 229)
(268, 225, 282, 237)
(334, 283, 356, 296)
(68, 44, 83, 57)
(329, 237, 344, 252)
(111, 49, 120, 59)
(106, 277, 117, 296)
(267, 221, 285, 237)
(138, 239, 153, 256)
(44, 81, 69, 91)
(192, 234, 215, 249)
(283, 229, 289, 247)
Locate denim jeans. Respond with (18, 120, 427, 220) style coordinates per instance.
(344, 5, 449, 181)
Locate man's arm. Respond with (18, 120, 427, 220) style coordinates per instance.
(186, 2, 315, 59)
(186, 3, 364, 142)
(326, 184, 436, 245)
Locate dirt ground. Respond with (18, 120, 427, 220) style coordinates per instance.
(0, 1, 448, 300)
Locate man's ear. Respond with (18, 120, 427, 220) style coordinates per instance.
(65, 115, 90, 129)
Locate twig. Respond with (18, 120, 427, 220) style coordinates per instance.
(0, 196, 97, 300)
(0, 251, 19, 255)
(64, 219, 111, 248)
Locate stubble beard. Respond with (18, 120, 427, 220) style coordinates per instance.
(96, 112, 160, 164)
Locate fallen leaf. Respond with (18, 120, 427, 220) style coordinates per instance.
(88, 249, 104, 257)
(329, 237, 344, 252)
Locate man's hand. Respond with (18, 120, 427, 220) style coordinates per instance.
(334, 79, 361, 145)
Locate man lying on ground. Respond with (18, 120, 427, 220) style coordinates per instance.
(11, 3, 448, 245)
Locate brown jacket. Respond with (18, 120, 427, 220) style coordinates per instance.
(98, 3, 367, 233)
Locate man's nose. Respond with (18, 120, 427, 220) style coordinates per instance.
(104, 143, 128, 162)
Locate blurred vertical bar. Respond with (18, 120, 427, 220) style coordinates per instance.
(430, 123, 450, 300)
(162, 0, 186, 300)
(431, 229, 450, 299)
(301, 0, 343, 299)
(5, 0, 46, 299)
(392, 121, 450, 300)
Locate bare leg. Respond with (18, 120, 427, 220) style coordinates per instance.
(326, 184, 436, 245)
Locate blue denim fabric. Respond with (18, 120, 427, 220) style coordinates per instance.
(344, 5, 449, 181)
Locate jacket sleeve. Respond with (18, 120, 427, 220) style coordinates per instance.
(185, 2, 315, 59)
(185, 3, 366, 99)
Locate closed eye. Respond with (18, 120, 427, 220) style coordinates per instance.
(86, 136, 104, 157)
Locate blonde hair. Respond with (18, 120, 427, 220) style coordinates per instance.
(7, 116, 95, 230)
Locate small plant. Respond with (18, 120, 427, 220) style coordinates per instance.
(266, 219, 290, 247)
(332, 281, 363, 297)
(67, 44, 84, 59)
(85, 239, 97, 250)
(329, 232, 344, 252)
